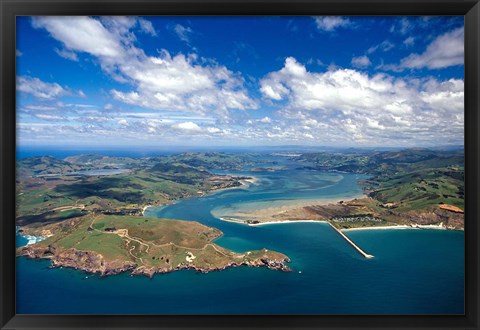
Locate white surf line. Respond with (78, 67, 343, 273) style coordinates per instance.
(327, 222, 374, 259)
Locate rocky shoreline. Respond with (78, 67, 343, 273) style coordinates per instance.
(17, 244, 292, 278)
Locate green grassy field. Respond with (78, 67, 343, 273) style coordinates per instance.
(153, 152, 257, 171)
(369, 167, 464, 212)
(16, 157, 244, 225)
(292, 149, 464, 229)
(296, 149, 464, 212)
(19, 214, 290, 275)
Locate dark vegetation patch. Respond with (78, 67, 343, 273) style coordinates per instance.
(54, 177, 144, 202)
(16, 209, 85, 226)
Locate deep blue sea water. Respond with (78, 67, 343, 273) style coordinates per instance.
(16, 145, 313, 160)
(16, 146, 176, 160)
(15, 153, 464, 314)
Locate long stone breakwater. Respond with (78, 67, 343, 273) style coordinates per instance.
(327, 223, 374, 259)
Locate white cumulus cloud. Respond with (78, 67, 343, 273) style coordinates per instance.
(351, 55, 371, 68)
(33, 16, 257, 117)
(54, 48, 79, 61)
(367, 40, 394, 54)
(403, 36, 415, 47)
(138, 18, 157, 36)
(33, 16, 124, 58)
(174, 121, 202, 132)
(206, 127, 222, 133)
(118, 119, 129, 126)
(17, 76, 68, 100)
(399, 27, 464, 69)
(259, 57, 464, 146)
(173, 24, 193, 43)
(314, 16, 350, 31)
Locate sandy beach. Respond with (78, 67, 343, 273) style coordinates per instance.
(241, 176, 259, 186)
(341, 223, 448, 232)
(142, 205, 152, 216)
(214, 194, 367, 224)
(216, 202, 460, 232)
(249, 220, 328, 226)
(341, 225, 413, 232)
(209, 175, 260, 194)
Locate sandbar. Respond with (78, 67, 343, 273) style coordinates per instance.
(213, 194, 367, 224)
(249, 219, 328, 226)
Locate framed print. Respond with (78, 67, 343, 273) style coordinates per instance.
(1, 0, 479, 329)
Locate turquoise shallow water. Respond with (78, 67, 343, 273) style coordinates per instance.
(16, 167, 464, 314)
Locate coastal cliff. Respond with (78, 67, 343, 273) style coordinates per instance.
(17, 214, 291, 278)
(17, 244, 291, 278)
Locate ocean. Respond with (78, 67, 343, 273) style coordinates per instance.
(15, 154, 464, 314)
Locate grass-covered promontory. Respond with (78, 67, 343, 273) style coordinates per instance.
(18, 214, 291, 277)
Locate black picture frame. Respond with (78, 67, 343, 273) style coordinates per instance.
(1, 0, 479, 329)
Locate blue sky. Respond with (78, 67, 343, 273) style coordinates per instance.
(16, 16, 464, 148)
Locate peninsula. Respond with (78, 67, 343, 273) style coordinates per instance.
(15, 152, 292, 277)
(18, 214, 291, 277)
